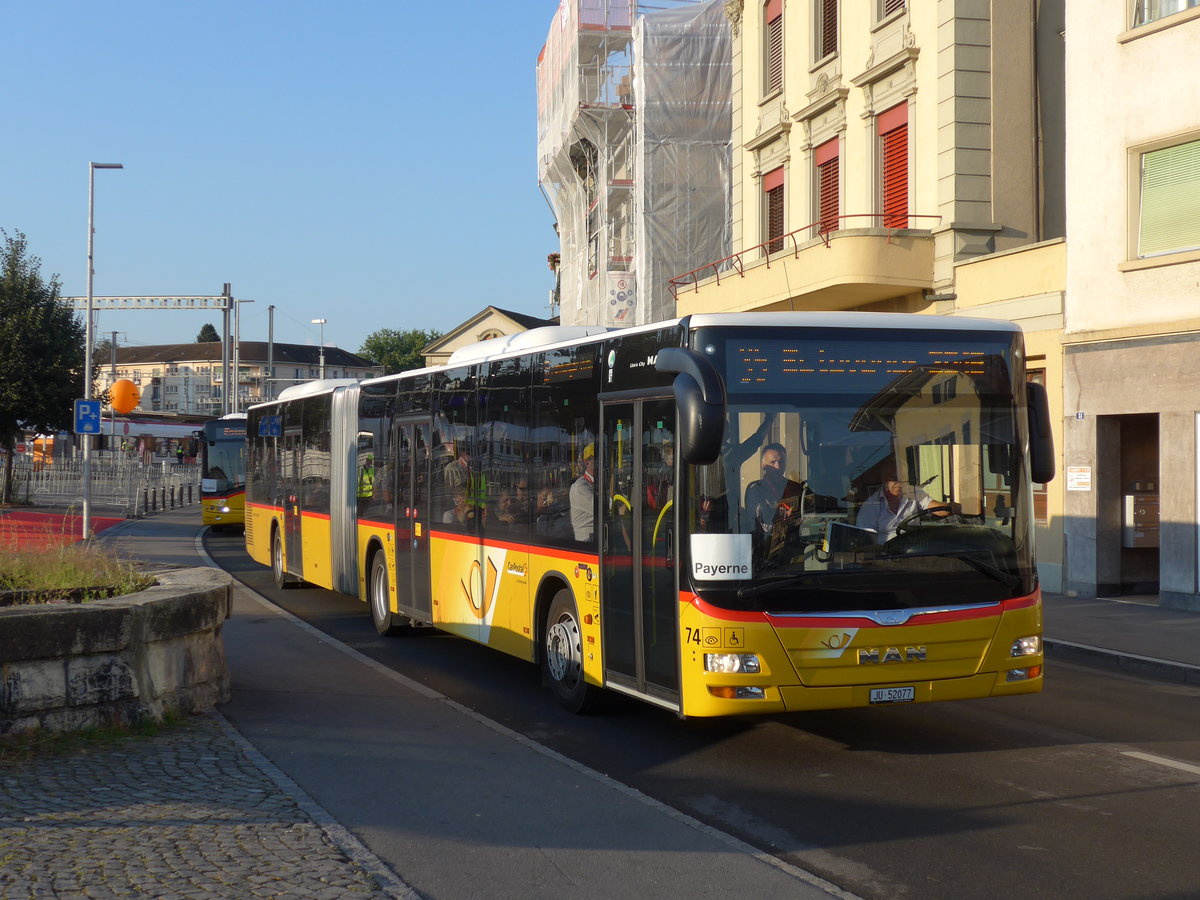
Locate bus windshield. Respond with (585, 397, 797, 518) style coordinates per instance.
(685, 327, 1035, 613)
(201, 422, 247, 496)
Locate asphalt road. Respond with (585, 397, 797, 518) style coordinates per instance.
(206, 530, 1200, 900)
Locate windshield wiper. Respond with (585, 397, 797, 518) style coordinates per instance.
(738, 572, 846, 600)
(876, 550, 1021, 590)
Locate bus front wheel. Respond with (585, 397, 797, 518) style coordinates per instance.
(369, 551, 403, 636)
(543, 590, 592, 713)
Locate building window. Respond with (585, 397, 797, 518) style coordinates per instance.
(764, 0, 783, 96)
(763, 166, 785, 254)
(878, 0, 905, 20)
(878, 103, 909, 229)
(1133, 0, 1199, 25)
(815, 138, 840, 235)
(816, 0, 837, 60)
(1137, 138, 1200, 258)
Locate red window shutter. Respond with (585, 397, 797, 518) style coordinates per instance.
(765, 3, 783, 94)
(878, 105, 908, 229)
(764, 167, 785, 253)
(817, 164, 839, 234)
(819, 0, 837, 58)
(815, 139, 839, 233)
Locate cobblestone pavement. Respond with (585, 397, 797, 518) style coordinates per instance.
(0, 712, 411, 900)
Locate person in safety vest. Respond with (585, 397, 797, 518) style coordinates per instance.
(358, 454, 375, 500)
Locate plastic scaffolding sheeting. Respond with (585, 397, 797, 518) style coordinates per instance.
(537, 0, 731, 328)
(634, 0, 731, 324)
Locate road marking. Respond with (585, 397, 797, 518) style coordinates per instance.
(1122, 751, 1200, 777)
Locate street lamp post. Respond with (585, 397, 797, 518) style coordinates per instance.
(311, 318, 327, 379)
(83, 162, 123, 540)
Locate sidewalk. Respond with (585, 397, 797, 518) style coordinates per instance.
(1043, 591, 1200, 684)
(5, 507, 1198, 900)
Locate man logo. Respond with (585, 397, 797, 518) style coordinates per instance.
(858, 646, 927, 664)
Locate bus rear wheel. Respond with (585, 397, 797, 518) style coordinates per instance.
(271, 529, 298, 590)
(369, 550, 404, 636)
(543, 590, 592, 713)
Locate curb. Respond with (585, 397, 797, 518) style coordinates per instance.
(1044, 638, 1200, 685)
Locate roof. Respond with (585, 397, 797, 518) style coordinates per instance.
(421, 306, 559, 355)
(113, 341, 378, 369)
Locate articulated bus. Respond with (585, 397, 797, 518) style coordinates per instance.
(201, 413, 248, 530)
(244, 312, 1054, 717)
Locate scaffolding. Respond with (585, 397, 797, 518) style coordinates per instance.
(537, 0, 731, 328)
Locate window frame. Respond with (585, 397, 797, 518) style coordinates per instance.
(1131, 0, 1200, 27)
(763, 0, 784, 97)
(1126, 131, 1200, 264)
(877, 0, 905, 24)
(815, 0, 838, 63)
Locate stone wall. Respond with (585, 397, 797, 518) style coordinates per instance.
(0, 568, 231, 735)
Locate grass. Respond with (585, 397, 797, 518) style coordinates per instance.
(0, 540, 154, 605)
(0, 714, 184, 765)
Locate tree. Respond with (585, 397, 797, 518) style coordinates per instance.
(358, 328, 442, 375)
(0, 230, 86, 503)
(196, 323, 220, 342)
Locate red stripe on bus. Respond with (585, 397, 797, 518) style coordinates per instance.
(430, 528, 600, 564)
(684, 589, 1040, 627)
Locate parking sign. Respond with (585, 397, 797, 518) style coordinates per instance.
(73, 399, 102, 435)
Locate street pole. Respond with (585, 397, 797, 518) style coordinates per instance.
(83, 162, 123, 540)
(312, 318, 327, 380)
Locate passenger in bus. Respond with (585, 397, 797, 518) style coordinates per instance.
(512, 481, 535, 523)
(855, 465, 944, 543)
(569, 443, 596, 542)
(493, 489, 517, 526)
(744, 442, 805, 534)
(647, 442, 674, 509)
(443, 491, 469, 524)
(443, 445, 470, 490)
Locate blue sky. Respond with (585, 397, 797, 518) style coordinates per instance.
(1, 1, 561, 357)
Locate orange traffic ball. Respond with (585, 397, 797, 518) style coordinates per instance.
(110, 378, 140, 415)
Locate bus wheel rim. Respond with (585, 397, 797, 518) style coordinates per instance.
(547, 615, 580, 684)
(371, 562, 387, 621)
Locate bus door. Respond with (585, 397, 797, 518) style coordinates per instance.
(282, 404, 304, 576)
(394, 418, 433, 621)
(600, 398, 679, 708)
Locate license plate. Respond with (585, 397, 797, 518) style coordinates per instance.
(870, 686, 915, 704)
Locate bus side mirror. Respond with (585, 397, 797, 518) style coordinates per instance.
(656, 348, 725, 465)
(1026, 381, 1055, 484)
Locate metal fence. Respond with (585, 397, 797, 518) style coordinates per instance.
(1, 460, 201, 518)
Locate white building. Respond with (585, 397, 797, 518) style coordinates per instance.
(1062, 0, 1200, 607)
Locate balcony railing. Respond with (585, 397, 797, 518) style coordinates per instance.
(669, 213, 941, 298)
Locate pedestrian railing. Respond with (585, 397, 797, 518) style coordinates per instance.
(0, 459, 200, 518)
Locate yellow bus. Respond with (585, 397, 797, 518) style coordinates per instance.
(201, 414, 247, 530)
(244, 313, 1054, 717)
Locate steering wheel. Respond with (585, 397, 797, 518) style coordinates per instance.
(895, 504, 954, 534)
(895, 503, 985, 533)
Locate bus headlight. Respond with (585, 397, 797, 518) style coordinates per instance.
(220, 505, 231, 514)
(704, 653, 761, 674)
(1011, 635, 1041, 657)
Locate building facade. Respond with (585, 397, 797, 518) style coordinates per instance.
(98, 342, 381, 417)
(664, 0, 1068, 587)
(1062, 0, 1200, 608)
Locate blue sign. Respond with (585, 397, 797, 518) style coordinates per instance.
(74, 399, 102, 435)
(258, 414, 282, 437)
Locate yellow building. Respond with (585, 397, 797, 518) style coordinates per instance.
(669, 0, 1067, 589)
